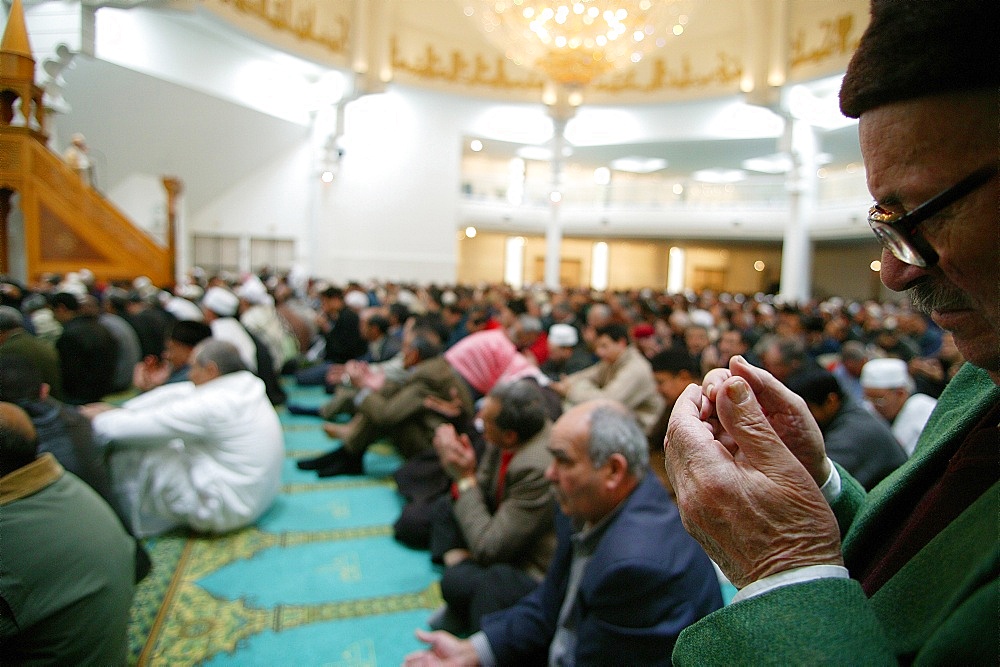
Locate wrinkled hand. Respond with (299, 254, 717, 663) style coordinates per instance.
(664, 373, 843, 589)
(432, 424, 477, 481)
(403, 630, 479, 667)
(703, 356, 830, 486)
(424, 387, 464, 419)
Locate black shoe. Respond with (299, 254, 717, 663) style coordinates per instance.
(287, 403, 321, 416)
(296, 448, 344, 470)
(316, 452, 364, 477)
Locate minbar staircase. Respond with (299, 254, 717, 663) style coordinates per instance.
(1, 0, 174, 287)
(0, 127, 175, 286)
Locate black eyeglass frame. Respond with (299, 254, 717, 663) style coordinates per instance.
(867, 164, 998, 268)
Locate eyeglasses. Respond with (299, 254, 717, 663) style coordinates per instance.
(867, 165, 998, 269)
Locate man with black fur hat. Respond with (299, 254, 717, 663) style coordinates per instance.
(665, 0, 999, 663)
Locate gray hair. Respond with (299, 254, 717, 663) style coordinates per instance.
(587, 404, 648, 477)
(489, 379, 548, 443)
(192, 339, 246, 376)
(517, 314, 543, 333)
(0, 306, 25, 332)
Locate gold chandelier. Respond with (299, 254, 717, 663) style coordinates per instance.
(468, 0, 692, 87)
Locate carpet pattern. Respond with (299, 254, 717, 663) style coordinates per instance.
(127, 385, 442, 666)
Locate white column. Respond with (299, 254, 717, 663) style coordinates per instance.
(544, 116, 567, 289)
(778, 118, 818, 304)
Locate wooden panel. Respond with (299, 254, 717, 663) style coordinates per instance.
(0, 131, 174, 286)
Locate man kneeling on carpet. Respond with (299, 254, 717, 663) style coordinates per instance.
(426, 378, 557, 635)
(82, 339, 285, 537)
(405, 399, 722, 666)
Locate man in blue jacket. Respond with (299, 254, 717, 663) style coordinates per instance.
(405, 399, 722, 665)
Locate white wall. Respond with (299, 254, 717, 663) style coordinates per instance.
(305, 87, 494, 284)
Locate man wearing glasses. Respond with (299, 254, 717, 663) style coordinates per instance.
(664, 0, 999, 663)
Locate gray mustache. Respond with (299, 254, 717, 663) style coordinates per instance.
(908, 280, 974, 314)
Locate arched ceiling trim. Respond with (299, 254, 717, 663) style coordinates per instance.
(202, 0, 867, 104)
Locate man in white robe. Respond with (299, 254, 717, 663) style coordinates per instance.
(83, 339, 284, 537)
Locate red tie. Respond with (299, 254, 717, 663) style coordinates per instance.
(496, 449, 516, 506)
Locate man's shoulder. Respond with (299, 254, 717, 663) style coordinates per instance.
(601, 476, 682, 548)
(511, 425, 553, 469)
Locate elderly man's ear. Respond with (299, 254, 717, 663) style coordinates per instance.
(603, 452, 630, 488)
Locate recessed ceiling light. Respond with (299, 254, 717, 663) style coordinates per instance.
(609, 156, 667, 173)
(692, 169, 746, 183)
(742, 153, 793, 174)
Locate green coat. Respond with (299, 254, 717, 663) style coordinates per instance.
(672, 363, 1000, 665)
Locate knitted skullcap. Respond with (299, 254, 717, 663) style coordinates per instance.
(860, 358, 909, 390)
(631, 323, 655, 340)
(840, 0, 1000, 118)
(548, 323, 579, 348)
(201, 286, 239, 317)
(344, 290, 369, 310)
(163, 296, 204, 322)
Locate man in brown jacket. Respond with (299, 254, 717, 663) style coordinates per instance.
(427, 378, 557, 635)
(297, 325, 473, 478)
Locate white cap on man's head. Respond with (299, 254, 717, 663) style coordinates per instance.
(164, 297, 204, 322)
(860, 358, 909, 389)
(201, 286, 239, 317)
(548, 323, 578, 348)
(344, 290, 369, 310)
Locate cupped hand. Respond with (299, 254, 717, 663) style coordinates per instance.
(432, 425, 477, 479)
(725, 356, 830, 486)
(664, 378, 842, 589)
(424, 387, 464, 419)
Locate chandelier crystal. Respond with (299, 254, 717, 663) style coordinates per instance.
(468, 0, 691, 87)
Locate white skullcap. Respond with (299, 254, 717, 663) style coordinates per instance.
(201, 286, 239, 317)
(176, 283, 204, 300)
(164, 297, 204, 322)
(548, 323, 579, 348)
(236, 276, 270, 305)
(344, 290, 369, 310)
(860, 358, 910, 389)
(689, 309, 715, 328)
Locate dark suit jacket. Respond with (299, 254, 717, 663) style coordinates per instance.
(323, 307, 366, 363)
(672, 363, 1000, 665)
(824, 398, 907, 490)
(55, 315, 118, 404)
(481, 473, 722, 665)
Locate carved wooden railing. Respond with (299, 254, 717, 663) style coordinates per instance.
(0, 127, 173, 286)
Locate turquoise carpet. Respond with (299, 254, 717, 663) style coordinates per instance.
(128, 384, 442, 666)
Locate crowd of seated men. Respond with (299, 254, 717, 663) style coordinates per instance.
(0, 267, 952, 661)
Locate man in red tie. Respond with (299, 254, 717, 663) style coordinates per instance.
(427, 378, 557, 635)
